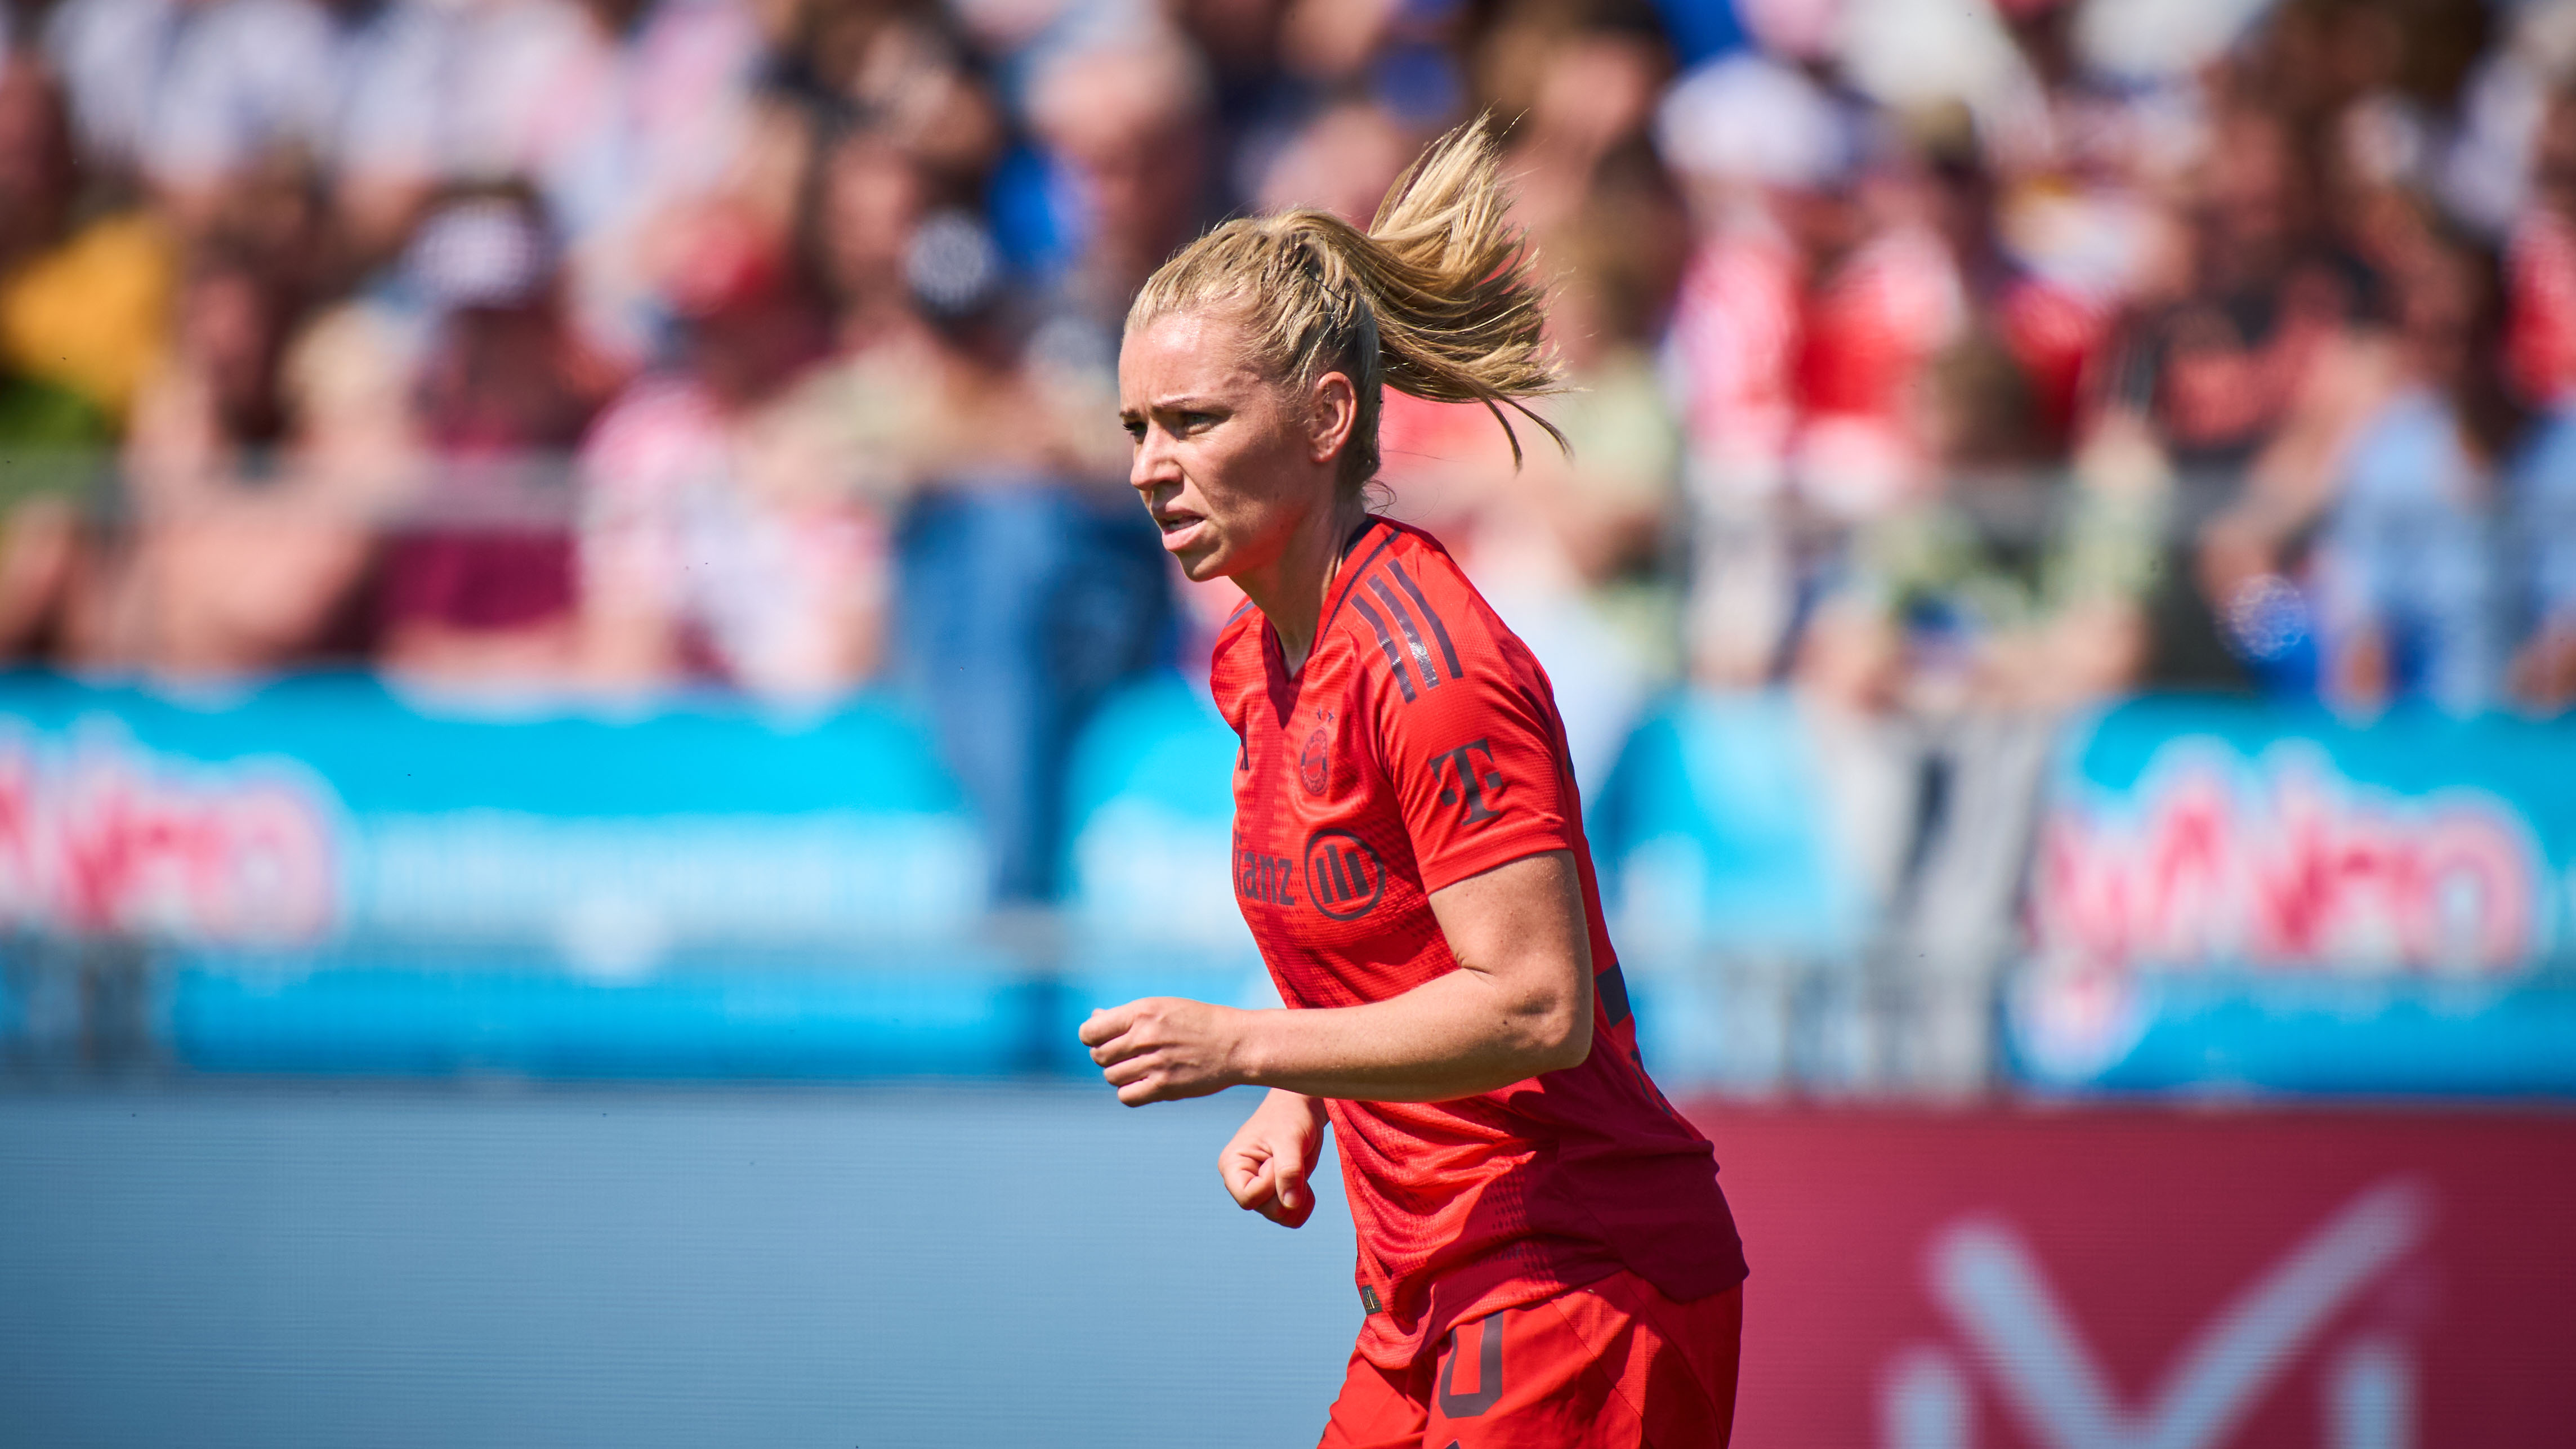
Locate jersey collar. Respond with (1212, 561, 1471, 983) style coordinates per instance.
(1313, 515, 1395, 649)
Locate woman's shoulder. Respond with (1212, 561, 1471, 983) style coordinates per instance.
(1333, 519, 1545, 699)
(1365, 521, 1501, 634)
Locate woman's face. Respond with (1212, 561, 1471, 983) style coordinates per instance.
(1118, 308, 1343, 583)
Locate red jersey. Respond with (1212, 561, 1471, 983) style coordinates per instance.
(1210, 518, 1747, 1370)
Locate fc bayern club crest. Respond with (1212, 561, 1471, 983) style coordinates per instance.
(1298, 727, 1331, 796)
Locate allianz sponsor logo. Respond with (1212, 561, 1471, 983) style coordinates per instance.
(1885, 1180, 2430, 1449)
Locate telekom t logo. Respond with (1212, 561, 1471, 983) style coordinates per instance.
(1428, 739, 1504, 825)
(1883, 1180, 2431, 1449)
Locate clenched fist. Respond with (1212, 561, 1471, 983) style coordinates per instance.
(1079, 996, 1249, 1106)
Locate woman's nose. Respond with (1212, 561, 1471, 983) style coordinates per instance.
(1130, 435, 1181, 490)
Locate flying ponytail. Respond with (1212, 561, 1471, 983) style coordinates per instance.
(1126, 115, 1569, 486)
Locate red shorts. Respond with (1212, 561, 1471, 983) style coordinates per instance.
(1317, 1271, 1742, 1449)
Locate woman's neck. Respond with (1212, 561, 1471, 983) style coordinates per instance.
(1239, 493, 1372, 676)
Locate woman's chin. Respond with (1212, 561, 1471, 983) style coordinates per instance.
(1172, 540, 1233, 582)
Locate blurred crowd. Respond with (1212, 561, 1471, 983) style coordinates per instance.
(5, 0, 2576, 894)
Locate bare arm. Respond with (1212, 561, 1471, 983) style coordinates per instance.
(1079, 849, 1595, 1106)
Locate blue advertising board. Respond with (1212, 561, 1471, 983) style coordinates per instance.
(2007, 697, 2576, 1095)
(1590, 690, 1869, 959)
(0, 673, 1016, 1076)
(0, 672, 988, 958)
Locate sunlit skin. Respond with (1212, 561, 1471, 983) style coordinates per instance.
(1089, 306, 1595, 1229)
(1118, 308, 1368, 672)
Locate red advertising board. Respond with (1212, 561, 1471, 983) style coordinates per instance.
(1686, 1106, 2576, 1448)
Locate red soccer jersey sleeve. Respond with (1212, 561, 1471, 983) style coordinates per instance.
(1363, 579, 1581, 898)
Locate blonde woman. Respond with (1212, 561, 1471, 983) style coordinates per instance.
(1079, 121, 1746, 1447)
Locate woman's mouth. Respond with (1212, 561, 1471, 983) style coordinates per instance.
(1154, 512, 1210, 553)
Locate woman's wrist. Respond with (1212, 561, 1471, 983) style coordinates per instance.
(1224, 1006, 1279, 1089)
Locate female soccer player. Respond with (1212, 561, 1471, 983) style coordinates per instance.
(1079, 119, 1747, 1447)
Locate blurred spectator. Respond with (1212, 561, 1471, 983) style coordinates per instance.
(766, 0, 1003, 188)
(1790, 318, 2160, 1095)
(377, 189, 615, 686)
(577, 203, 882, 700)
(1279, 0, 1463, 111)
(1656, 50, 1842, 683)
(1493, 249, 1693, 793)
(126, 238, 300, 467)
(2504, 79, 2576, 411)
(0, 53, 172, 424)
(810, 127, 932, 349)
(1789, 147, 1968, 522)
(773, 141, 1166, 898)
(290, 0, 773, 363)
(1025, 29, 1212, 330)
(1805, 327, 2158, 720)
(1480, 0, 1672, 236)
(0, 56, 113, 658)
(2079, 101, 2359, 696)
(1253, 95, 1416, 224)
(79, 289, 401, 678)
(2304, 221, 2523, 717)
(886, 221, 1168, 902)
(2508, 77, 2576, 714)
(2511, 397, 2576, 714)
(2144, 105, 2354, 476)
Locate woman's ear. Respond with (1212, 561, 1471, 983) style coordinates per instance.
(1307, 372, 1358, 466)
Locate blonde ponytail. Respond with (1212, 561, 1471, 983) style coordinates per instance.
(1127, 116, 1569, 485)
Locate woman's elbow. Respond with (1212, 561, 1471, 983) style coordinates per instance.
(1523, 992, 1594, 1075)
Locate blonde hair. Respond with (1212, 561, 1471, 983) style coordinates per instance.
(1127, 116, 1568, 487)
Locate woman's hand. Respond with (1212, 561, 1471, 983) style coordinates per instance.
(1079, 996, 1249, 1106)
(1219, 1089, 1327, 1228)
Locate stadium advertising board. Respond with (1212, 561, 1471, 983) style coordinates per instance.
(0, 674, 1023, 1076)
(0, 674, 985, 957)
(1707, 1105, 2576, 1449)
(2010, 700, 2576, 1095)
